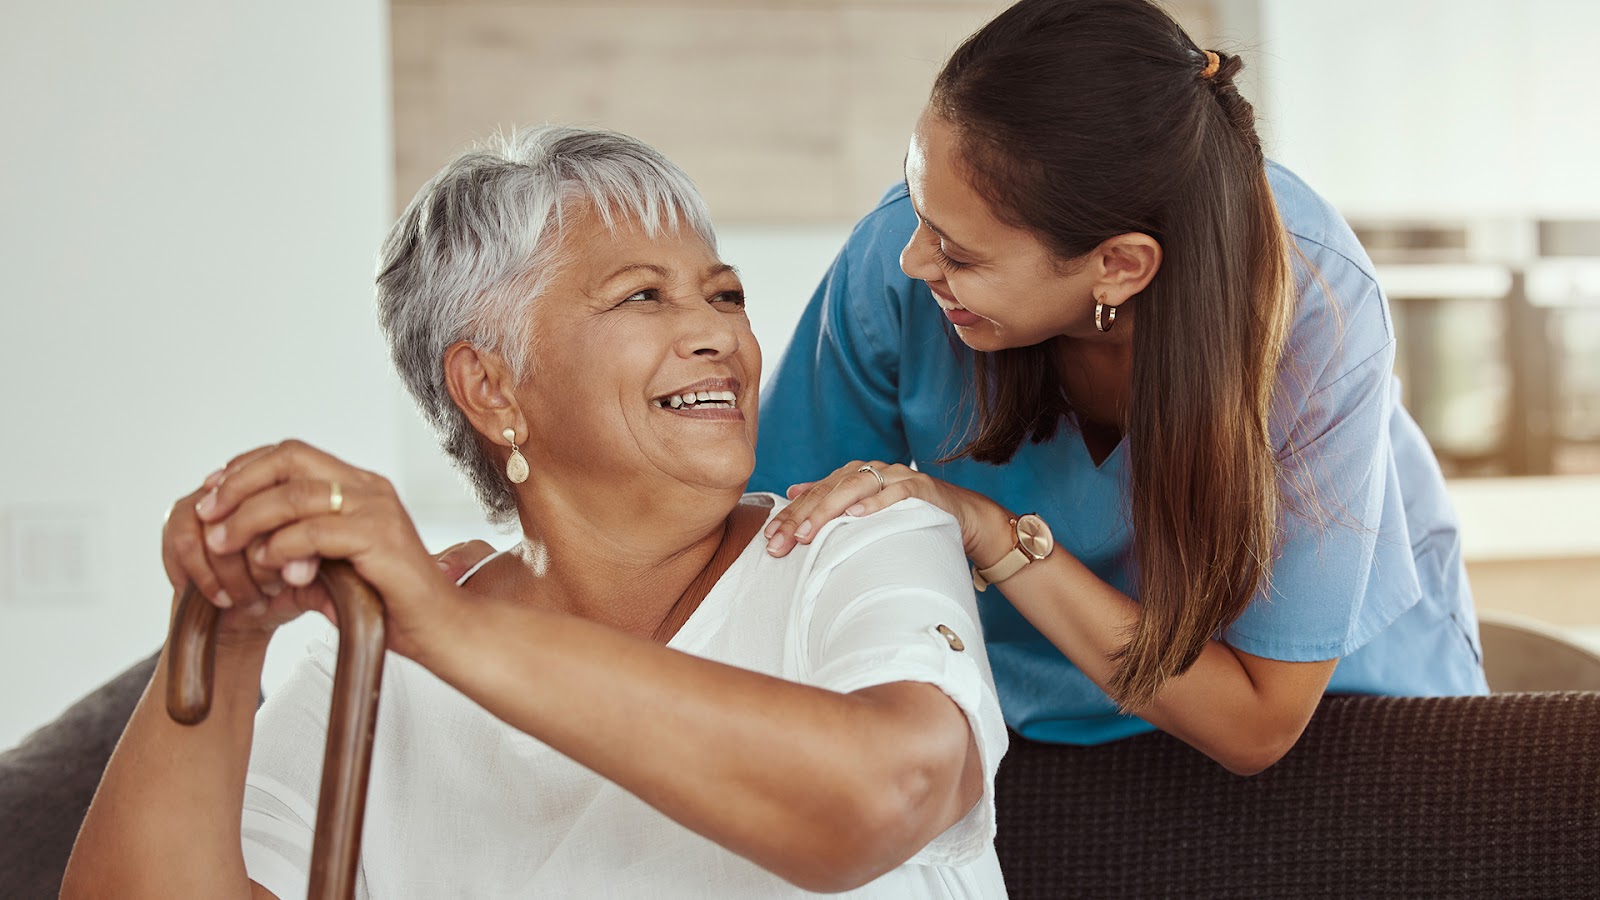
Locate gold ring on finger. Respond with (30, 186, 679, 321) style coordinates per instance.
(329, 480, 344, 515)
(857, 465, 886, 493)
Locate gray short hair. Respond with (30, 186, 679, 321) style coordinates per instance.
(376, 125, 717, 526)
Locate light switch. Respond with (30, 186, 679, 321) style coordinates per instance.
(3, 507, 106, 606)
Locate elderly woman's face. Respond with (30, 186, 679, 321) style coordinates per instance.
(517, 203, 760, 495)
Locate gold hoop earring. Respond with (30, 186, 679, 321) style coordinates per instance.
(503, 427, 529, 484)
(1094, 295, 1117, 333)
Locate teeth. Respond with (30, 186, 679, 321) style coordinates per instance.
(654, 389, 737, 409)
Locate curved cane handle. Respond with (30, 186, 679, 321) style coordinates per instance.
(166, 562, 387, 900)
(166, 584, 222, 727)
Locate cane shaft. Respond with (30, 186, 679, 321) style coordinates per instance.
(166, 562, 386, 900)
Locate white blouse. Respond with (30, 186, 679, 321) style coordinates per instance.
(240, 496, 1010, 899)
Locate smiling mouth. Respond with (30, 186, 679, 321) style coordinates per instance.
(651, 389, 738, 410)
(928, 286, 967, 311)
(930, 290, 983, 326)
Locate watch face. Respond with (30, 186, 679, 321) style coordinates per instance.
(1017, 514, 1054, 560)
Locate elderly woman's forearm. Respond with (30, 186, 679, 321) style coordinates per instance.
(428, 598, 977, 891)
(61, 642, 268, 900)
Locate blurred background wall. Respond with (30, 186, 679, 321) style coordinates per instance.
(2, 0, 1596, 747)
(0, 0, 397, 745)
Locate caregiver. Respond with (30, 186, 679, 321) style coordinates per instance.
(755, 0, 1487, 775)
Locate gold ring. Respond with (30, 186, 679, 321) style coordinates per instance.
(857, 465, 886, 493)
(329, 480, 344, 515)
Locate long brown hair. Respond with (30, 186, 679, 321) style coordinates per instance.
(931, 0, 1295, 709)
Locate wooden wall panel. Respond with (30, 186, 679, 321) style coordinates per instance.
(392, 1, 1220, 222)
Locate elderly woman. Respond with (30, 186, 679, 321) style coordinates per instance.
(61, 127, 1008, 899)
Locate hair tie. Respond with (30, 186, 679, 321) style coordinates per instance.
(1199, 50, 1221, 79)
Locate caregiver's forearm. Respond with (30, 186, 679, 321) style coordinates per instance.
(61, 637, 269, 900)
(993, 544, 1334, 775)
(425, 600, 980, 893)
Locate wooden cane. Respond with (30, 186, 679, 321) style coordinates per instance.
(167, 561, 386, 900)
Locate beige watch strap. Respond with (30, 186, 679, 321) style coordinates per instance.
(972, 546, 1031, 592)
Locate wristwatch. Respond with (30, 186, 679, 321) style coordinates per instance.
(972, 513, 1055, 591)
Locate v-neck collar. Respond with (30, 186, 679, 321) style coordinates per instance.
(1067, 413, 1128, 471)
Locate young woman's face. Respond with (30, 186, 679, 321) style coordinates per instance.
(517, 203, 760, 498)
(901, 110, 1104, 350)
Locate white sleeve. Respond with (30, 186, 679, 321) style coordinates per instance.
(800, 501, 1009, 867)
(241, 633, 370, 900)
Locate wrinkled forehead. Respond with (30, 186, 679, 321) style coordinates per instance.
(525, 201, 729, 314)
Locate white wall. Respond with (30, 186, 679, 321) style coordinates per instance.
(0, 0, 394, 748)
(1262, 0, 1600, 219)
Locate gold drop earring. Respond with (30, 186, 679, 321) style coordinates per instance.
(1094, 292, 1117, 333)
(503, 428, 529, 484)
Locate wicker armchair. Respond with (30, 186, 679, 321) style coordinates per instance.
(995, 692, 1600, 899)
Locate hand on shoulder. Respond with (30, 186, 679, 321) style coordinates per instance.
(762, 461, 1013, 566)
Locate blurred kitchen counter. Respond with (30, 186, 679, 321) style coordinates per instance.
(1452, 476, 1600, 625)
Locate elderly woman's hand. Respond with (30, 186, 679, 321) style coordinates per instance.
(161, 463, 322, 647)
(763, 460, 1016, 566)
(186, 439, 468, 661)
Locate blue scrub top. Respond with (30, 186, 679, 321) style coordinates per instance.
(751, 162, 1488, 745)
